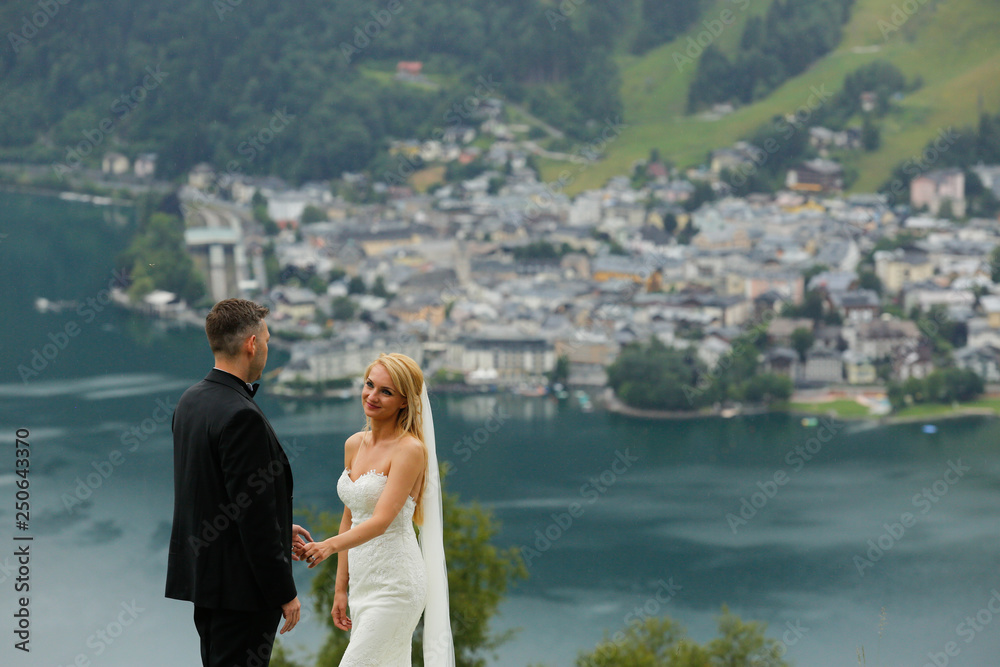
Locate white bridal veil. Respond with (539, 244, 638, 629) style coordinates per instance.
(419, 384, 456, 665)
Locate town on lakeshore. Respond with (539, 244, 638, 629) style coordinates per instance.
(36, 85, 1000, 420)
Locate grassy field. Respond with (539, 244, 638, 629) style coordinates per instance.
(961, 397, 1000, 413)
(547, 0, 1000, 195)
(784, 396, 1000, 421)
(409, 165, 446, 193)
(890, 402, 964, 420)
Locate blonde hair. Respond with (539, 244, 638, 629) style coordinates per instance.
(362, 353, 429, 524)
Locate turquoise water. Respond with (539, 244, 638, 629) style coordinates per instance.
(2, 191, 999, 666)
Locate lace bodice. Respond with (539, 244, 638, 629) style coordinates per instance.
(339, 469, 417, 529)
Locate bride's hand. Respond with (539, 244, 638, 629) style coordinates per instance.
(302, 538, 335, 569)
(332, 591, 351, 631)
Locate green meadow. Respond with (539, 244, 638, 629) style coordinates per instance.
(544, 0, 1000, 195)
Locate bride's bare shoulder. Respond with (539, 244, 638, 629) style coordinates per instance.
(344, 431, 366, 461)
(394, 433, 426, 462)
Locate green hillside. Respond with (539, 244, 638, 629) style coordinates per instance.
(0, 0, 634, 181)
(555, 0, 1000, 194)
(1, 0, 994, 192)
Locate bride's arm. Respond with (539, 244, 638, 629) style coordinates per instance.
(334, 506, 352, 589)
(304, 441, 423, 566)
(332, 433, 358, 627)
(332, 507, 353, 630)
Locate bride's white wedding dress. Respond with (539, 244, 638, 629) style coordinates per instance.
(338, 468, 427, 666)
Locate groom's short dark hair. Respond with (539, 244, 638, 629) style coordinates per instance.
(205, 298, 269, 357)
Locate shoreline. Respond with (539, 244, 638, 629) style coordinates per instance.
(261, 379, 1000, 426)
(599, 388, 771, 420)
(601, 388, 1000, 425)
(873, 406, 997, 425)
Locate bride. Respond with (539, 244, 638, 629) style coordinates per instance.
(300, 353, 454, 666)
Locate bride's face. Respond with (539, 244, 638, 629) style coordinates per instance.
(363, 363, 407, 420)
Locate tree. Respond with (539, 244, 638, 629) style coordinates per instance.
(740, 373, 793, 404)
(683, 180, 715, 212)
(487, 176, 505, 195)
(888, 368, 984, 410)
(862, 115, 881, 151)
(919, 304, 967, 352)
(702, 330, 766, 404)
(938, 199, 955, 220)
(606, 338, 711, 411)
(686, 0, 853, 111)
(662, 212, 678, 235)
(675, 223, 699, 245)
(331, 296, 356, 321)
(886, 380, 907, 412)
(263, 243, 281, 287)
(990, 245, 1000, 283)
(548, 354, 570, 389)
(631, 0, 703, 54)
(966, 171, 1000, 218)
(790, 327, 815, 362)
(0, 0, 637, 180)
(119, 211, 205, 303)
(308, 272, 329, 295)
(254, 201, 276, 232)
(251, 189, 268, 209)
(278, 469, 527, 667)
(802, 264, 829, 284)
(371, 275, 391, 299)
(858, 269, 882, 295)
(512, 241, 561, 261)
(942, 367, 984, 402)
(300, 205, 327, 224)
(782, 290, 825, 322)
(881, 110, 1000, 201)
(575, 606, 791, 667)
(347, 276, 367, 295)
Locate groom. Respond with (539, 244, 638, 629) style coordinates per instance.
(166, 298, 310, 666)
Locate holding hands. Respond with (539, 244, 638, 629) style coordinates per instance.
(290, 524, 314, 561)
(295, 537, 336, 569)
(289, 527, 353, 630)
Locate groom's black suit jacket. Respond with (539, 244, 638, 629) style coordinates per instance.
(165, 369, 297, 611)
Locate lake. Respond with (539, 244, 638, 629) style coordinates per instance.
(2, 191, 999, 666)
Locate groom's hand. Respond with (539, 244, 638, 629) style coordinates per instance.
(291, 524, 313, 560)
(279, 596, 301, 634)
